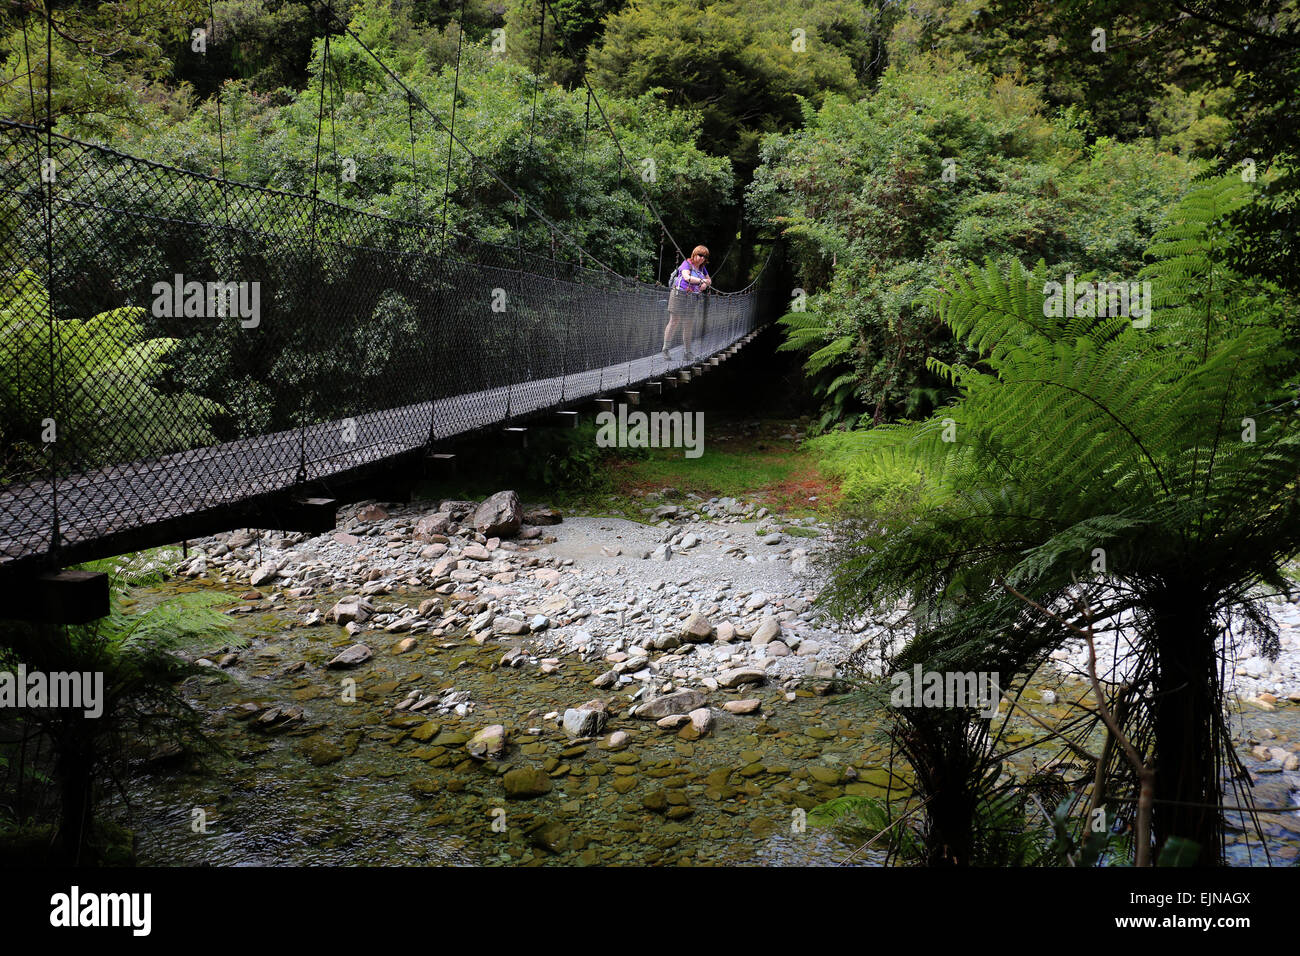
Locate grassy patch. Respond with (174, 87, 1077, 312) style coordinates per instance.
(604, 418, 838, 517)
(781, 525, 823, 538)
(406, 417, 840, 520)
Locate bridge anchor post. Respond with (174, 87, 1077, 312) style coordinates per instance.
(0, 570, 110, 625)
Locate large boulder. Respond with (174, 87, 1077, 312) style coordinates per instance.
(414, 513, 452, 540)
(329, 597, 374, 626)
(249, 561, 281, 586)
(563, 707, 607, 737)
(492, 616, 528, 636)
(472, 491, 523, 538)
(634, 689, 707, 719)
(719, 667, 766, 689)
(679, 612, 715, 643)
(689, 707, 714, 735)
(751, 617, 781, 646)
(327, 644, 373, 669)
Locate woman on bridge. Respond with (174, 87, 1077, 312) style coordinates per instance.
(663, 245, 711, 361)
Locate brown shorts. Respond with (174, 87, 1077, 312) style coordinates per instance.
(668, 290, 702, 318)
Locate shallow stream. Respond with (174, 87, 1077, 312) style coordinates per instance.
(107, 580, 1300, 866)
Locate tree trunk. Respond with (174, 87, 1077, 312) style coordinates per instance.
(1151, 594, 1223, 865)
(56, 737, 93, 865)
(925, 775, 977, 866)
(904, 710, 980, 866)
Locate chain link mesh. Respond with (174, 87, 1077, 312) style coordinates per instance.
(0, 120, 763, 571)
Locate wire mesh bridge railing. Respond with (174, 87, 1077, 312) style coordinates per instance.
(0, 121, 765, 576)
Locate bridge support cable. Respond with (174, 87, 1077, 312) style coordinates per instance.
(312, 2, 627, 282)
(37, 5, 61, 558)
(407, 93, 421, 219)
(207, 0, 233, 230)
(438, 0, 467, 251)
(294, 30, 331, 485)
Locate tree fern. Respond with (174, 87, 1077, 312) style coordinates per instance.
(777, 308, 863, 431)
(820, 174, 1300, 864)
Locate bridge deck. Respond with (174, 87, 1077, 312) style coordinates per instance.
(0, 342, 745, 571)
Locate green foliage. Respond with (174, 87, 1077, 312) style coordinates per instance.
(124, 15, 732, 281)
(888, 1, 1300, 296)
(809, 429, 938, 510)
(589, 0, 885, 181)
(808, 794, 925, 861)
(818, 175, 1300, 863)
(751, 57, 1198, 426)
(0, 271, 223, 478)
(500, 419, 620, 493)
(0, 0, 204, 135)
(0, 550, 236, 861)
(505, 0, 624, 86)
(777, 308, 858, 431)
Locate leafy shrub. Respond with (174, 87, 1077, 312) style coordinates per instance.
(1, 271, 223, 478)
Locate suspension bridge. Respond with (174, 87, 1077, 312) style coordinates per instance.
(0, 7, 771, 612)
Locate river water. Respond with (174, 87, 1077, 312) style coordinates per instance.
(107, 580, 1300, 866)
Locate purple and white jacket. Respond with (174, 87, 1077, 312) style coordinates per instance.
(673, 259, 709, 293)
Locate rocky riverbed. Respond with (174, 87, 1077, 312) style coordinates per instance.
(112, 487, 1300, 865)
(175, 488, 855, 699)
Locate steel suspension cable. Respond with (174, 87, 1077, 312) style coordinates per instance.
(40, 1, 62, 556)
(18, 8, 39, 454)
(327, 34, 342, 201)
(438, 0, 467, 248)
(297, 28, 331, 484)
(207, 0, 232, 226)
(577, 86, 590, 270)
(539, 0, 686, 269)
(516, 0, 546, 267)
(407, 91, 421, 217)
(313, 0, 631, 281)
